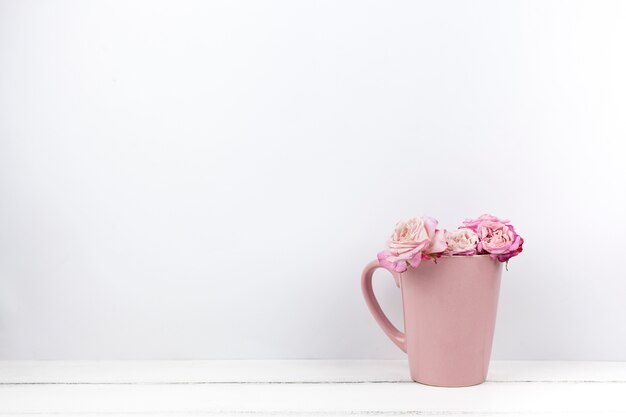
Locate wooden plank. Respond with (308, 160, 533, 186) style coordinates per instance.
(488, 360, 626, 382)
(0, 381, 625, 415)
(0, 360, 410, 384)
(0, 361, 625, 416)
(1, 360, 625, 384)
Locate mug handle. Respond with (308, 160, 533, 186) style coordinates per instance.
(361, 260, 407, 352)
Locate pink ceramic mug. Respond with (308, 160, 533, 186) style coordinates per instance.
(361, 255, 502, 387)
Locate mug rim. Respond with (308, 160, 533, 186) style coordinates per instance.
(441, 254, 492, 258)
(437, 254, 497, 260)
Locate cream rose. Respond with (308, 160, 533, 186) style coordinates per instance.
(377, 216, 446, 272)
(444, 228, 478, 256)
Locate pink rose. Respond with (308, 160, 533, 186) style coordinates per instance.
(467, 216, 523, 262)
(377, 216, 446, 272)
(461, 214, 510, 231)
(444, 228, 478, 256)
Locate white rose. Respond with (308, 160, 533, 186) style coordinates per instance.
(444, 228, 478, 256)
(378, 216, 446, 272)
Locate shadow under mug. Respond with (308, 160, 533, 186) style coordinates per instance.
(361, 255, 503, 387)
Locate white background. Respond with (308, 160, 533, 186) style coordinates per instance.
(0, 0, 625, 360)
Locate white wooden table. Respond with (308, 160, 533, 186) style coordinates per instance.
(0, 360, 625, 416)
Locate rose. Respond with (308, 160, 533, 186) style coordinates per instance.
(376, 217, 428, 272)
(463, 215, 523, 262)
(377, 216, 446, 272)
(462, 214, 524, 262)
(461, 214, 510, 231)
(419, 216, 447, 259)
(444, 228, 478, 256)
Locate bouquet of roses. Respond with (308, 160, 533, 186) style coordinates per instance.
(377, 214, 524, 273)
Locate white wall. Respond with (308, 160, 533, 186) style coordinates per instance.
(1, 0, 625, 360)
